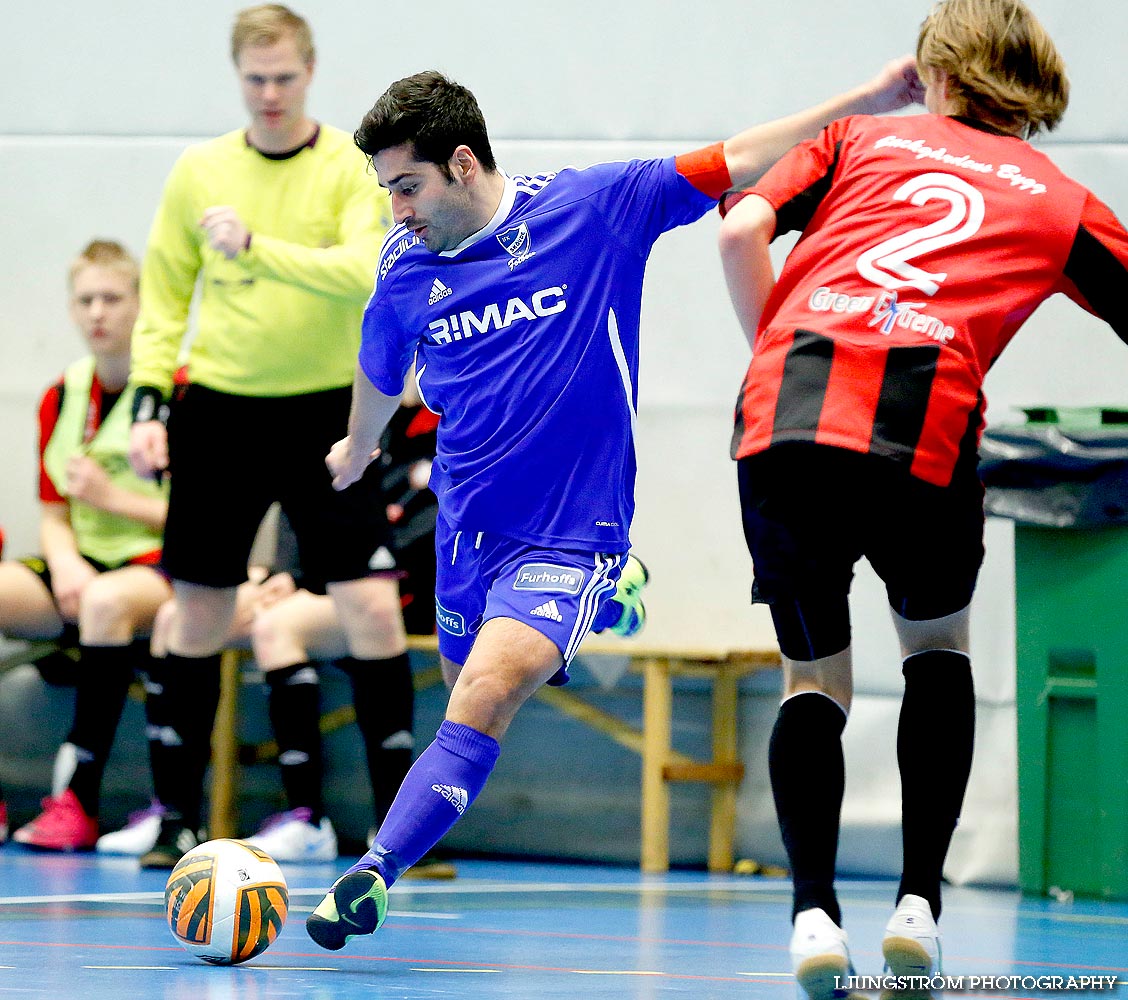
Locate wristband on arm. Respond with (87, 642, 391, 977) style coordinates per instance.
(131, 385, 167, 424)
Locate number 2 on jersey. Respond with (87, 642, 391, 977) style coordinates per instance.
(856, 172, 986, 296)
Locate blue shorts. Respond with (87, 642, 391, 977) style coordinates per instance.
(433, 514, 626, 682)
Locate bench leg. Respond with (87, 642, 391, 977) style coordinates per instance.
(708, 667, 740, 873)
(208, 649, 242, 839)
(641, 657, 672, 873)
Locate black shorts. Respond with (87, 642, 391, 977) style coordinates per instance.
(162, 385, 394, 589)
(737, 443, 984, 661)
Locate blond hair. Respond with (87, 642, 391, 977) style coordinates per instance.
(231, 4, 314, 64)
(917, 0, 1069, 135)
(69, 239, 139, 291)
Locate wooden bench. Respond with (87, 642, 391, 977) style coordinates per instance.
(212, 634, 779, 873)
(5, 629, 779, 871)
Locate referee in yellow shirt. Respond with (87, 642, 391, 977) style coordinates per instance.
(126, 4, 414, 867)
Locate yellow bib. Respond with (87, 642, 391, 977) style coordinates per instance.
(41, 356, 168, 566)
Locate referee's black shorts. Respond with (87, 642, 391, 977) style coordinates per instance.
(737, 443, 984, 662)
(162, 384, 395, 589)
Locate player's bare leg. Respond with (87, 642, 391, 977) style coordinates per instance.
(17, 566, 171, 851)
(307, 617, 559, 950)
(0, 561, 64, 638)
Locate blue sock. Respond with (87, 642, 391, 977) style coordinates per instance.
(344, 720, 500, 886)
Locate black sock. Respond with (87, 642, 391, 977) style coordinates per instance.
(65, 643, 137, 816)
(265, 662, 323, 821)
(142, 658, 174, 813)
(144, 652, 222, 831)
(337, 653, 415, 824)
(769, 692, 847, 925)
(897, 649, 975, 920)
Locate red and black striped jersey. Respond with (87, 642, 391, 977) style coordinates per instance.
(728, 113, 1128, 485)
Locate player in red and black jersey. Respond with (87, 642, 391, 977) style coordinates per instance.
(0, 241, 172, 851)
(718, 1, 1128, 993)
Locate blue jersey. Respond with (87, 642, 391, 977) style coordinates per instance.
(359, 151, 725, 550)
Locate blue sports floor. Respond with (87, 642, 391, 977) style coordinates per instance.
(0, 849, 1124, 999)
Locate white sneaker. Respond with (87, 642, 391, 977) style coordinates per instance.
(95, 802, 166, 855)
(791, 907, 854, 1000)
(244, 808, 337, 862)
(883, 894, 941, 979)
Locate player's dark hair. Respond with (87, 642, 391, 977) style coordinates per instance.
(354, 71, 497, 179)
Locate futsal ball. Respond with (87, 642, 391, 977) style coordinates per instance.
(164, 838, 289, 965)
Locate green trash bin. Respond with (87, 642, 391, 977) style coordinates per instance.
(982, 407, 1128, 900)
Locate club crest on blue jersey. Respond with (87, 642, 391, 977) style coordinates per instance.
(496, 223, 536, 269)
(512, 563, 586, 595)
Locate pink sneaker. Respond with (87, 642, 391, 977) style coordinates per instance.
(0, 800, 8, 843)
(13, 789, 98, 851)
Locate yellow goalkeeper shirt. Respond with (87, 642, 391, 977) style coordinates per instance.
(131, 124, 390, 397)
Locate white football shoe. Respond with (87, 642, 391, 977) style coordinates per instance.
(791, 907, 856, 1000)
(95, 801, 166, 855)
(883, 893, 941, 977)
(244, 807, 337, 862)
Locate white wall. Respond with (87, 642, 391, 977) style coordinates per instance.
(3, 1, 1126, 882)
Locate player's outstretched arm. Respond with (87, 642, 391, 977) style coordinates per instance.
(327, 364, 403, 491)
(718, 194, 778, 350)
(723, 55, 922, 190)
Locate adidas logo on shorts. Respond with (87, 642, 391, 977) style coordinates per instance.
(529, 600, 563, 622)
(428, 278, 453, 305)
(432, 783, 469, 814)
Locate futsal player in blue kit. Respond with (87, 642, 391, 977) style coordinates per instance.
(307, 65, 924, 950)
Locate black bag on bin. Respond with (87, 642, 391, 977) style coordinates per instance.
(979, 408, 1128, 529)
